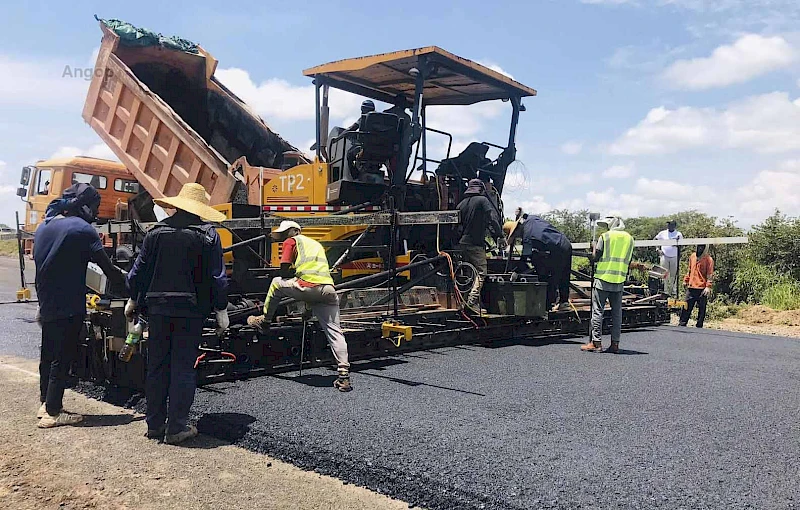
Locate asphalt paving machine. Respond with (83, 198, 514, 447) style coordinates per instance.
(66, 20, 670, 390)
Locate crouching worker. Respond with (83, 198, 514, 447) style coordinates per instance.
(126, 183, 229, 444)
(247, 221, 351, 392)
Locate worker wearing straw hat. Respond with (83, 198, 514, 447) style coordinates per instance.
(126, 183, 229, 444)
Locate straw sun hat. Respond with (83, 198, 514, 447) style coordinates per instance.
(153, 183, 227, 222)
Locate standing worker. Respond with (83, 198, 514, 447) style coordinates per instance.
(34, 183, 125, 428)
(125, 183, 229, 444)
(514, 213, 573, 312)
(679, 244, 714, 328)
(456, 179, 504, 312)
(654, 219, 683, 297)
(246, 221, 352, 392)
(581, 216, 634, 353)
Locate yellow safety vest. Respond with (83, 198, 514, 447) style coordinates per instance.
(595, 231, 634, 284)
(293, 235, 334, 285)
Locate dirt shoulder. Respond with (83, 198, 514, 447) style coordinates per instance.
(671, 305, 800, 338)
(0, 356, 410, 510)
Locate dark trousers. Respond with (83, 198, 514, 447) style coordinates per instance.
(528, 246, 572, 306)
(39, 316, 83, 416)
(146, 315, 202, 434)
(679, 288, 707, 328)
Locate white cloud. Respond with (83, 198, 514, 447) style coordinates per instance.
(50, 144, 118, 161)
(663, 34, 795, 90)
(0, 54, 92, 108)
(518, 197, 552, 215)
(581, 0, 634, 4)
(733, 163, 800, 221)
(560, 141, 583, 155)
(568, 172, 593, 185)
(607, 92, 800, 155)
(215, 68, 365, 123)
(425, 102, 504, 138)
(603, 163, 635, 178)
(556, 185, 710, 218)
(476, 61, 515, 80)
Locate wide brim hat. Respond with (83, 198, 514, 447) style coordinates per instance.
(153, 183, 226, 222)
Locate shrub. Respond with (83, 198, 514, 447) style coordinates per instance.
(705, 296, 743, 321)
(731, 259, 778, 303)
(761, 282, 800, 311)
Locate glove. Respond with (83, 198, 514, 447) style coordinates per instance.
(215, 309, 230, 336)
(702, 287, 711, 297)
(497, 238, 508, 251)
(124, 298, 137, 321)
(35, 306, 42, 328)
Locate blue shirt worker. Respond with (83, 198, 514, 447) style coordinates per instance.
(126, 183, 229, 445)
(581, 216, 634, 354)
(34, 183, 125, 428)
(516, 214, 574, 312)
(247, 220, 352, 392)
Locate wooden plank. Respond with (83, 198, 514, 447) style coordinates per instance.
(104, 78, 124, 130)
(571, 236, 748, 250)
(158, 136, 181, 191)
(103, 55, 233, 192)
(82, 28, 118, 123)
(120, 98, 141, 151)
(139, 114, 159, 171)
(187, 159, 203, 183)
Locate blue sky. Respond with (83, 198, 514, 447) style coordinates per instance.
(1, 0, 799, 228)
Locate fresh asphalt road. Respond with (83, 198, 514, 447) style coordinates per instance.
(2, 255, 798, 509)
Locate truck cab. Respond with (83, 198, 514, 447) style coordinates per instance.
(18, 156, 139, 254)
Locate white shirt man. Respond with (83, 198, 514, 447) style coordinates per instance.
(654, 220, 683, 297)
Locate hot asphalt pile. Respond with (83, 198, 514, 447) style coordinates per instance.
(3, 288, 799, 509)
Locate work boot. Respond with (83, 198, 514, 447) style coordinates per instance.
(165, 425, 198, 445)
(145, 425, 166, 440)
(247, 314, 269, 332)
(334, 370, 352, 392)
(606, 342, 620, 354)
(38, 411, 83, 428)
(580, 341, 603, 352)
(554, 302, 572, 313)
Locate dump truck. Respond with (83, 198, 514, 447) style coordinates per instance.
(82, 19, 379, 273)
(16, 156, 140, 257)
(70, 19, 671, 390)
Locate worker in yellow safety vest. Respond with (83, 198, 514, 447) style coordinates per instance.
(581, 216, 634, 353)
(247, 220, 351, 391)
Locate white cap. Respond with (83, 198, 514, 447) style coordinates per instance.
(273, 220, 302, 233)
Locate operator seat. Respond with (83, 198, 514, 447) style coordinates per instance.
(325, 112, 400, 204)
(435, 142, 491, 180)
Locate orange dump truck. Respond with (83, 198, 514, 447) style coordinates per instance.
(17, 156, 139, 255)
(82, 19, 303, 208)
(80, 19, 370, 271)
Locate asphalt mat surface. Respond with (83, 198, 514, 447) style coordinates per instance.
(2, 261, 798, 509)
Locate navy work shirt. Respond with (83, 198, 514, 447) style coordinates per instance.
(126, 211, 228, 317)
(521, 215, 571, 255)
(34, 215, 104, 322)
